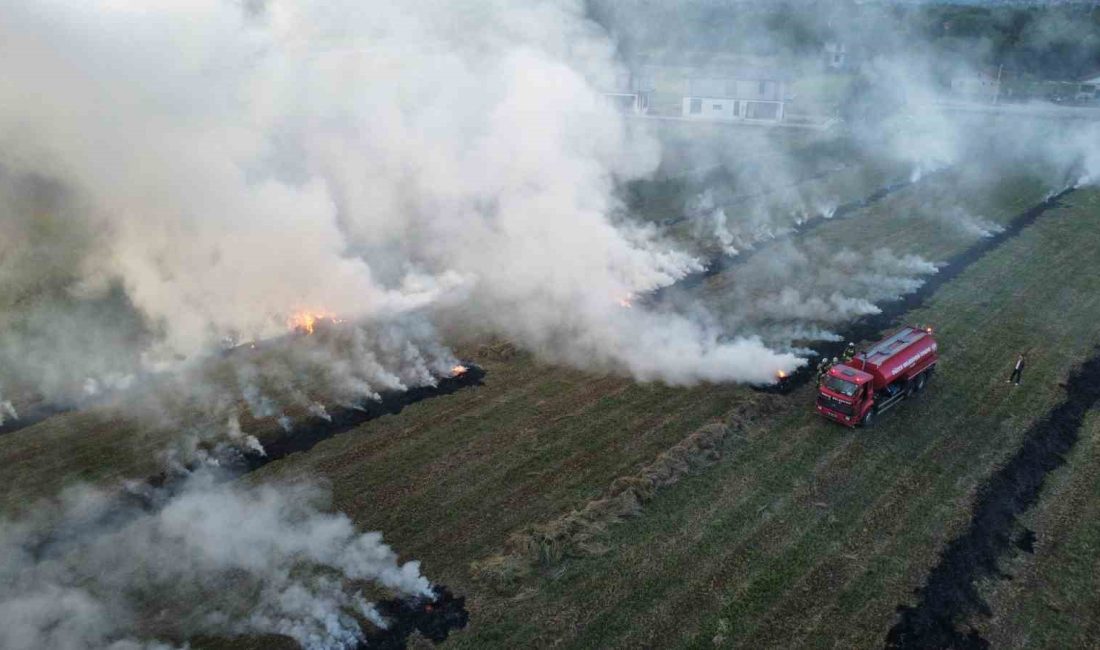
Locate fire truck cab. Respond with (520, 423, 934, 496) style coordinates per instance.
(816, 325, 939, 427)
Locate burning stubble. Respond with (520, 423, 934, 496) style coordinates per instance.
(0, 1, 1099, 648)
(0, 472, 452, 650)
(0, 0, 801, 397)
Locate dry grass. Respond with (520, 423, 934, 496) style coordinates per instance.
(3, 171, 1099, 650)
(474, 339, 519, 362)
(472, 421, 743, 587)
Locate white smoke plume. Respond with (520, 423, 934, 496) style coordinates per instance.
(226, 413, 266, 457)
(756, 289, 882, 324)
(0, 397, 16, 426)
(0, 473, 429, 650)
(127, 316, 462, 458)
(689, 190, 740, 256)
(933, 207, 1005, 239)
(675, 142, 871, 256)
(705, 242, 939, 347)
(0, 0, 798, 405)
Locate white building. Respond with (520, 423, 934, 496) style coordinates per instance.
(1075, 71, 1100, 103)
(950, 70, 1001, 103)
(604, 92, 649, 114)
(601, 69, 653, 115)
(824, 41, 847, 70)
(681, 73, 788, 123)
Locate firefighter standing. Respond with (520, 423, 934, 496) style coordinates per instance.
(841, 342, 856, 363)
(1008, 353, 1026, 386)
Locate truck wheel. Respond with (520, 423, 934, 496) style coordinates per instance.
(861, 409, 875, 428)
(914, 372, 927, 393)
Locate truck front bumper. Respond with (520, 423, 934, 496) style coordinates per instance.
(816, 404, 858, 427)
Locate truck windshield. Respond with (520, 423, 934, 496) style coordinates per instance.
(823, 375, 859, 397)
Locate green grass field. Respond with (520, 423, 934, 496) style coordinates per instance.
(2, 160, 1099, 648)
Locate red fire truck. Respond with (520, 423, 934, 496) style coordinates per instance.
(816, 325, 939, 427)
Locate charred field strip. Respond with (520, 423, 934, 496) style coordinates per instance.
(778, 186, 1078, 392)
(627, 128, 864, 227)
(0, 401, 73, 436)
(648, 173, 921, 304)
(72, 367, 485, 650)
(234, 365, 486, 475)
(361, 586, 470, 650)
(469, 187, 1100, 649)
(884, 350, 1100, 649)
(642, 158, 859, 230)
(223, 365, 481, 645)
(6, 185, 1094, 650)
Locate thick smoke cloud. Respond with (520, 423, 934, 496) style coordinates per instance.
(0, 0, 799, 397)
(1, 2, 1098, 649)
(143, 317, 459, 461)
(0, 473, 428, 650)
(0, 170, 148, 407)
(595, 1, 1099, 356)
(710, 242, 939, 348)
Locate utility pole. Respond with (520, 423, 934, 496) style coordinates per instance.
(993, 63, 1003, 106)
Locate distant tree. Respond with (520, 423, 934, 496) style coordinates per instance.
(920, 3, 1100, 80)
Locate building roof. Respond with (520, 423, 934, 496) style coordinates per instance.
(1080, 71, 1100, 85)
(592, 68, 654, 94)
(688, 67, 791, 82)
(687, 74, 788, 99)
(953, 68, 1000, 82)
(634, 52, 792, 80)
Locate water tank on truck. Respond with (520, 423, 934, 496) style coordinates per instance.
(816, 325, 939, 427)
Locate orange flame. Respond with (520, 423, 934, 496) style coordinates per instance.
(287, 310, 339, 335)
(618, 293, 635, 309)
(776, 370, 789, 380)
(451, 364, 469, 377)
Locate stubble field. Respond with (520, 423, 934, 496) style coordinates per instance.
(3, 126, 1100, 649)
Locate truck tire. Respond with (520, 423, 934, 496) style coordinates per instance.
(914, 372, 928, 393)
(861, 408, 875, 428)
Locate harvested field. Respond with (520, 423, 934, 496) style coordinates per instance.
(6, 179, 1096, 650)
(980, 410, 1100, 649)
(422, 185, 1100, 649)
(887, 350, 1100, 648)
(471, 416, 766, 587)
(7, 5, 1100, 650)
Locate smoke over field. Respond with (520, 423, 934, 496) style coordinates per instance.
(0, 0, 800, 403)
(2, 0, 1100, 649)
(0, 2, 801, 647)
(2, 0, 1097, 406)
(0, 472, 431, 650)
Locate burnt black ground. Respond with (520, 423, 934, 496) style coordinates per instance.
(24, 366, 484, 648)
(647, 174, 921, 305)
(884, 349, 1100, 649)
(361, 586, 470, 649)
(0, 401, 73, 436)
(643, 160, 858, 230)
(234, 364, 486, 474)
(32, 365, 486, 550)
(778, 186, 1078, 393)
(140, 364, 487, 495)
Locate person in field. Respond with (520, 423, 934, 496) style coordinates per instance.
(1008, 353, 1026, 385)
